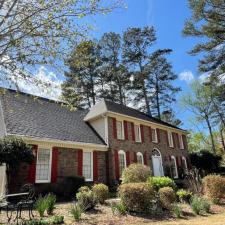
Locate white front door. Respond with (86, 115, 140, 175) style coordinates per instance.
(0, 164, 7, 197)
(152, 156, 162, 176)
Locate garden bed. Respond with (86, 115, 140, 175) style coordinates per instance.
(1, 201, 225, 225)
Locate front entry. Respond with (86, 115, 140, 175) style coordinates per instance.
(151, 149, 164, 177)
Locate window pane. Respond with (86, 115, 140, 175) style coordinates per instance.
(137, 154, 143, 164)
(36, 149, 51, 182)
(117, 121, 123, 139)
(152, 129, 157, 142)
(119, 152, 125, 177)
(179, 135, 184, 149)
(134, 125, 140, 142)
(83, 152, 92, 180)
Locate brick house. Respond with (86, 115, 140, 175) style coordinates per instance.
(0, 89, 189, 191)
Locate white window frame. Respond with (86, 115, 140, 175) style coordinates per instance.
(182, 156, 188, 171)
(134, 124, 141, 143)
(168, 131, 174, 147)
(83, 151, 93, 182)
(118, 150, 126, 178)
(171, 156, 178, 179)
(152, 128, 158, 143)
(35, 148, 52, 183)
(116, 120, 124, 140)
(137, 152, 144, 164)
(179, 134, 184, 149)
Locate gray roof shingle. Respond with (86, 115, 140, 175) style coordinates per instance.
(0, 90, 106, 145)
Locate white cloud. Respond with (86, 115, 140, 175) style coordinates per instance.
(179, 70, 194, 83)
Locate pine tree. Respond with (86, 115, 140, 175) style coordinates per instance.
(147, 50, 181, 119)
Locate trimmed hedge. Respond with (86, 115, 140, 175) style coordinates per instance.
(159, 187, 176, 210)
(92, 183, 109, 204)
(148, 176, 176, 191)
(119, 182, 155, 213)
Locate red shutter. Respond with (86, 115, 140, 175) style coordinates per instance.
(114, 150, 120, 180)
(144, 152, 148, 165)
(182, 134, 188, 149)
(140, 125, 145, 143)
(133, 152, 137, 163)
(93, 151, 98, 182)
(156, 128, 161, 143)
(51, 147, 58, 183)
(176, 156, 180, 167)
(77, 149, 83, 176)
(131, 122, 135, 141)
(165, 131, 169, 147)
(112, 117, 117, 139)
(176, 133, 180, 149)
(28, 145, 38, 183)
(149, 127, 152, 142)
(124, 121, 128, 140)
(180, 156, 183, 167)
(126, 151, 130, 166)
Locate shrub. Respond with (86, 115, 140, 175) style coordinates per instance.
(190, 195, 202, 215)
(54, 176, 85, 198)
(92, 183, 109, 204)
(70, 203, 83, 222)
(148, 176, 176, 191)
(35, 196, 48, 217)
(119, 182, 155, 213)
(176, 189, 192, 203)
(111, 202, 127, 215)
(45, 193, 56, 215)
(121, 163, 151, 184)
(158, 187, 176, 210)
(202, 175, 225, 203)
(76, 186, 97, 211)
(201, 198, 211, 213)
(51, 215, 64, 224)
(173, 204, 182, 218)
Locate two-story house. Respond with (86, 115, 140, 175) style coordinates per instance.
(0, 89, 189, 192)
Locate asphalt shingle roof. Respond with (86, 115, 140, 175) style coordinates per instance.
(0, 90, 106, 145)
(104, 100, 183, 130)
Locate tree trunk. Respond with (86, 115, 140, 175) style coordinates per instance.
(156, 79, 160, 120)
(90, 74, 96, 105)
(143, 83, 151, 116)
(205, 114, 216, 153)
(118, 84, 123, 105)
(220, 127, 225, 152)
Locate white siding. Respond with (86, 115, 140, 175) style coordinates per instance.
(90, 117, 107, 144)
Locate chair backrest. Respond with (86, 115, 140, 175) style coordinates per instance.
(20, 184, 35, 200)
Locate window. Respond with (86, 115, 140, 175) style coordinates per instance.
(179, 135, 184, 149)
(83, 152, 93, 181)
(134, 124, 141, 142)
(36, 149, 52, 183)
(137, 152, 144, 164)
(182, 156, 188, 172)
(151, 128, 158, 143)
(168, 131, 174, 147)
(116, 120, 124, 140)
(171, 156, 178, 178)
(118, 150, 126, 177)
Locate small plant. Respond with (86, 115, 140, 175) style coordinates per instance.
(173, 204, 182, 218)
(111, 202, 127, 215)
(70, 203, 83, 222)
(92, 183, 109, 204)
(158, 187, 176, 210)
(190, 195, 202, 215)
(46, 193, 56, 215)
(201, 198, 211, 213)
(148, 176, 176, 191)
(35, 196, 48, 217)
(122, 163, 151, 184)
(76, 186, 97, 211)
(176, 189, 192, 203)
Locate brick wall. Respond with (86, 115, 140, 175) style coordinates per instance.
(107, 116, 189, 184)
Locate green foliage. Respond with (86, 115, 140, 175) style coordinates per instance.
(76, 186, 97, 211)
(70, 203, 83, 222)
(111, 202, 127, 215)
(122, 163, 151, 184)
(201, 198, 211, 213)
(119, 182, 155, 213)
(176, 189, 192, 203)
(158, 187, 176, 210)
(190, 151, 221, 172)
(92, 183, 109, 204)
(190, 195, 212, 215)
(23, 216, 64, 225)
(0, 136, 34, 167)
(202, 175, 225, 203)
(173, 204, 182, 218)
(45, 193, 56, 215)
(148, 176, 176, 191)
(35, 196, 48, 217)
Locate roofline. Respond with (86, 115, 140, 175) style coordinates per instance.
(7, 134, 108, 151)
